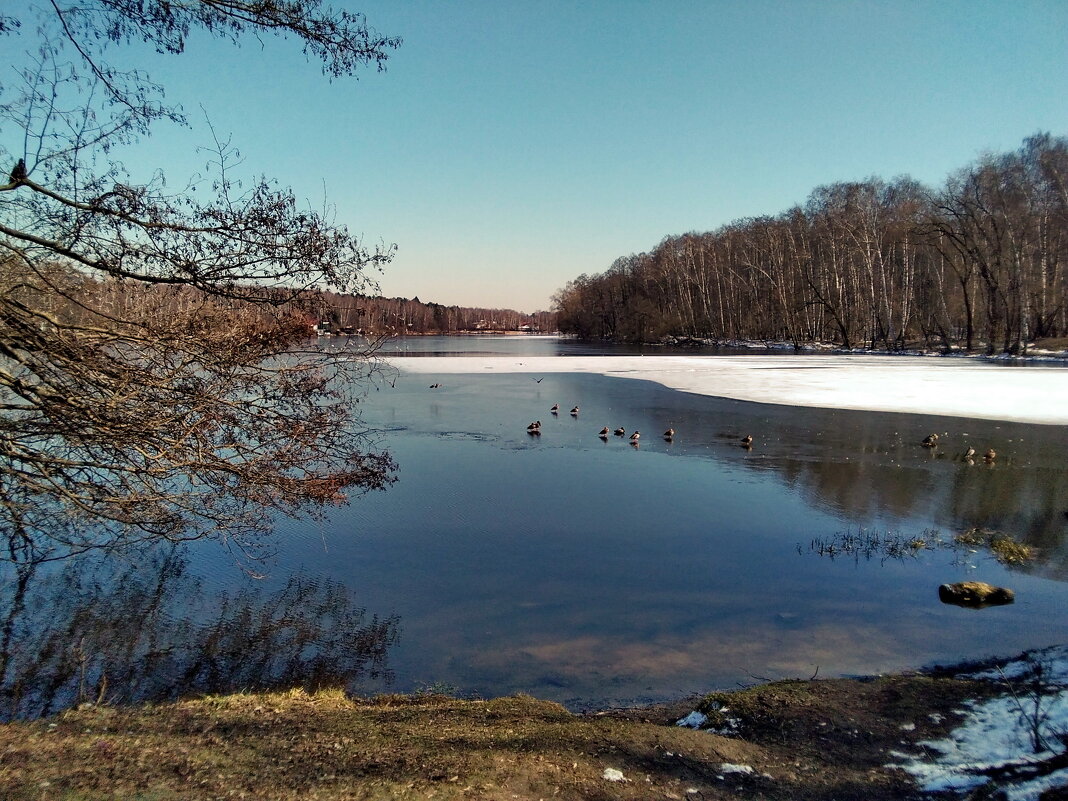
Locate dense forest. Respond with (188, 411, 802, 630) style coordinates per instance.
(552, 134, 1068, 354)
(314, 292, 555, 336)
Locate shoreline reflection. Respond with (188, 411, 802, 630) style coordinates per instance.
(0, 546, 399, 721)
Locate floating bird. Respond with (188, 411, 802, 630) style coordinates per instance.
(984, 448, 997, 462)
(598, 427, 610, 437)
(527, 421, 542, 432)
(550, 404, 559, 413)
(921, 433, 939, 447)
(614, 427, 625, 436)
(963, 446, 976, 460)
(630, 431, 640, 441)
(663, 428, 675, 439)
(570, 406, 580, 415)
(741, 434, 753, 446)
(429, 383, 441, 389)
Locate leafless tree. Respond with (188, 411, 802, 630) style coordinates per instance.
(0, 2, 403, 564)
(554, 135, 1067, 355)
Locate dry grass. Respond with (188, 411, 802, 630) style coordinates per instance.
(955, 527, 1036, 564)
(0, 674, 996, 801)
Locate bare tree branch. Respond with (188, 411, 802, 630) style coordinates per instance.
(0, 1, 401, 564)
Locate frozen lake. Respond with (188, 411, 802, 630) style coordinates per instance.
(3, 337, 1067, 717)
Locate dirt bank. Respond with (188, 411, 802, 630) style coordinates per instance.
(4, 664, 1055, 801)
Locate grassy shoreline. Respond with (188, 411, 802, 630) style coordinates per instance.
(0, 667, 1025, 800)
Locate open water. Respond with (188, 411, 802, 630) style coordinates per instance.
(2, 336, 1066, 717)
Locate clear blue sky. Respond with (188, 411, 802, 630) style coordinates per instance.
(7, 1, 1068, 313)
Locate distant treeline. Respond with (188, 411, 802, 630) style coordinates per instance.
(3, 258, 556, 344)
(553, 133, 1068, 354)
(314, 292, 556, 336)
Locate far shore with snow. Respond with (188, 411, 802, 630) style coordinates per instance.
(389, 354, 1068, 426)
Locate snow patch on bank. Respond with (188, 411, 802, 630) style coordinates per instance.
(675, 710, 708, 729)
(669, 647, 1068, 799)
(891, 647, 1068, 800)
(389, 355, 1068, 425)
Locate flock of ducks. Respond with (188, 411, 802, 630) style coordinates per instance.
(529, 416, 999, 462)
(437, 381, 1004, 462)
(921, 432, 996, 462)
(528, 405, 755, 449)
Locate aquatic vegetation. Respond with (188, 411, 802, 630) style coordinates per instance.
(805, 527, 1036, 566)
(803, 528, 945, 563)
(954, 528, 1036, 565)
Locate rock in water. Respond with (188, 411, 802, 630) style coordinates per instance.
(938, 581, 1015, 608)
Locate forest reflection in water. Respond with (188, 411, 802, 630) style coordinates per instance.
(3, 344, 1067, 715)
(371, 338, 1068, 579)
(747, 414, 1068, 585)
(0, 547, 399, 721)
(268, 362, 1068, 708)
(502, 367, 1068, 575)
